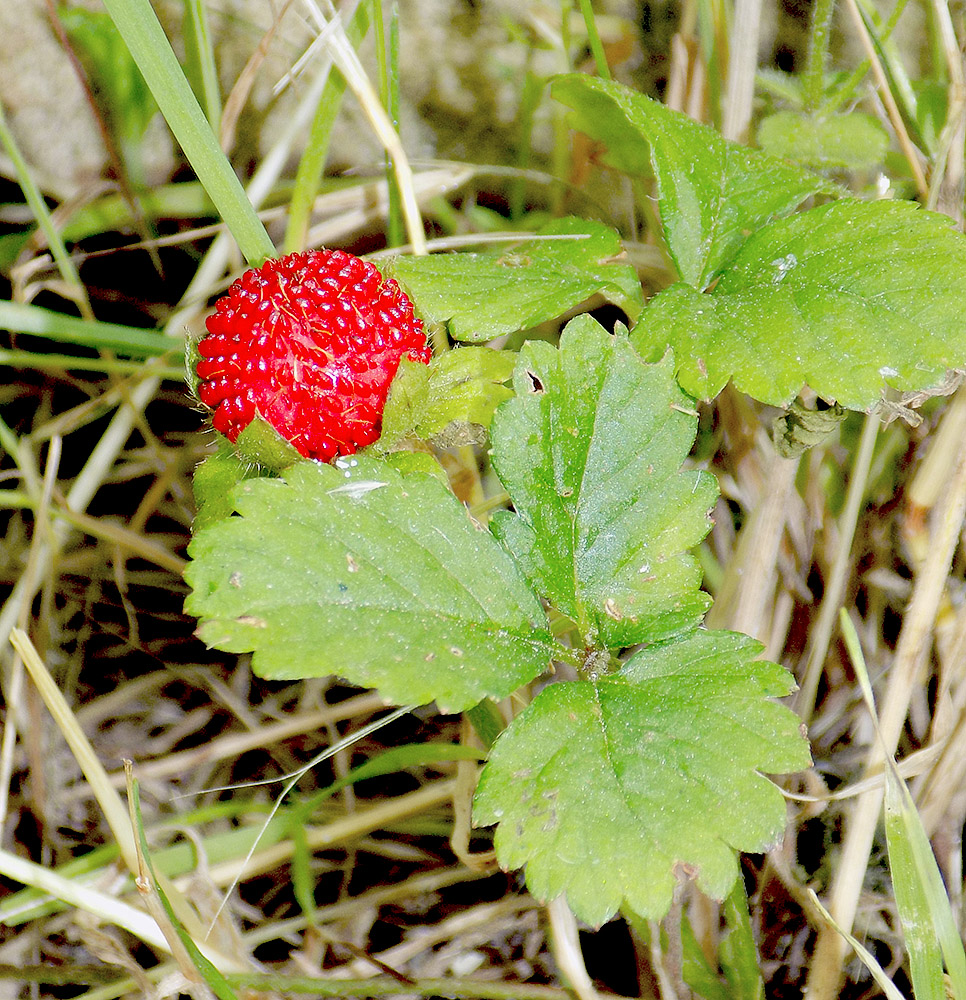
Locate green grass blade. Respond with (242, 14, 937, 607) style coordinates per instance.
(182, 0, 222, 128)
(576, 0, 612, 79)
(841, 610, 966, 999)
(884, 773, 947, 1000)
(128, 775, 239, 999)
(100, 0, 274, 265)
(0, 300, 180, 356)
(808, 889, 910, 1000)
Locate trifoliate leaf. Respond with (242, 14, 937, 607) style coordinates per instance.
(384, 218, 643, 342)
(490, 316, 716, 649)
(380, 348, 515, 450)
(474, 630, 811, 925)
(551, 74, 838, 288)
(185, 457, 556, 713)
(757, 111, 889, 171)
(633, 199, 966, 409)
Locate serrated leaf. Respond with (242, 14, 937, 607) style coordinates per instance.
(383, 218, 643, 342)
(489, 315, 716, 649)
(474, 630, 810, 926)
(633, 199, 966, 409)
(551, 74, 838, 287)
(757, 111, 889, 171)
(185, 457, 556, 713)
(380, 348, 515, 450)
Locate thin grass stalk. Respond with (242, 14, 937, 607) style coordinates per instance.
(314, 10, 426, 254)
(100, 0, 275, 264)
(796, 412, 879, 722)
(924, 0, 966, 217)
(842, 612, 966, 1000)
(842, 0, 928, 195)
(696, 0, 725, 130)
(0, 350, 183, 379)
(283, 1, 370, 253)
(227, 974, 617, 999)
(373, 0, 404, 246)
(806, 424, 966, 999)
(0, 845, 168, 951)
(0, 437, 59, 830)
(0, 99, 92, 319)
(547, 897, 601, 1000)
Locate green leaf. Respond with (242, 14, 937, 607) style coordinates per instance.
(757, 111, 889, 171)
(490, 316, 716, 649)
(720, 881, 765, 1000)
(551, 74, 837, 287)
(59, 5, 158, 158)
(191, 446, 262, 535)
(185, 457, 556, 713)
(379, 348, 515, 450)
(634, 199, 966, 409)
(474, 630, 810, 926)
(383, 218, 643, 342)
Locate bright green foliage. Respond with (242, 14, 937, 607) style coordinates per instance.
(185, 458, 556, 713)
(186, 320, 808, 926)
(635, 200, 966, 408)
(379, 348, 515, 450)
(383, 218, 643, 341)
(490, 317, 716, 649)
(474, 630, 811, 925)
(757, 111, 889, 171)
(551, 75, 837, 287)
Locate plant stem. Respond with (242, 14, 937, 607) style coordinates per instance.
(804, 0, 836, 109)
(101, 0, 275, 265)
(576, 0, 611, 79)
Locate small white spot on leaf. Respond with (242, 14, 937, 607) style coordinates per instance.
(327, 480, 387, 499)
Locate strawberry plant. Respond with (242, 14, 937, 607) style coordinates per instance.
(184, 75, 966, 929)
(9, 0, 966, 993)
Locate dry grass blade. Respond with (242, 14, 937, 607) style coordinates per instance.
(808, 418, 966, 999)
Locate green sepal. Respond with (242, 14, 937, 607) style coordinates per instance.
(379, 348, 515, 451)
(233, 414, 303, 473)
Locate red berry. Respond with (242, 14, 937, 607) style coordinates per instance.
(195, 249, 431, 463)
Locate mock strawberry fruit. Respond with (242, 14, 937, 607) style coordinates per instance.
(196, 249, 431, 463)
